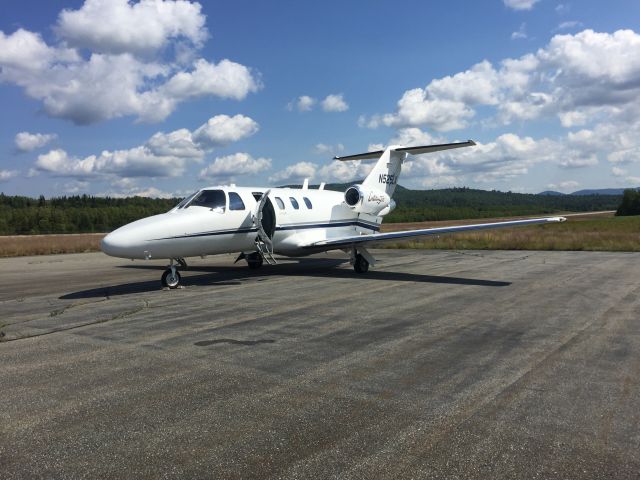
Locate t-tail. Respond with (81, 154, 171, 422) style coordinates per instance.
(334, 140, 476, 216)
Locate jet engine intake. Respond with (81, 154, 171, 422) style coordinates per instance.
(344, 185, 395, 216)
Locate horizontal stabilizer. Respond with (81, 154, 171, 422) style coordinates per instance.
(334, 140, 476, 161)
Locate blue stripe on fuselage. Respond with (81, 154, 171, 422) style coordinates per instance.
(151, 220, 380, 240)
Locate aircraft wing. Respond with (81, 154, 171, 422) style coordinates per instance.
(303, 216, 566, 251)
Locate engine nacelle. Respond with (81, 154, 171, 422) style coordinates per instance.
(344, 185, 396, 216)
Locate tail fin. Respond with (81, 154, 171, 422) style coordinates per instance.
(334, 140, 476, 197)
(362, 147, 406, 197)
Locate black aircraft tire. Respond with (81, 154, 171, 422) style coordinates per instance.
(354, 254, 369, 274)
(161, 269, 181, 288)
(247, 253, 263, 269)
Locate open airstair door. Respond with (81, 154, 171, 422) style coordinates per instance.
(252, 189, 277, 264)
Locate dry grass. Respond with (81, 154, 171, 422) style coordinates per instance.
(0, 233, 105, 257)
(382, 214, 640, 251)
(380, 211, 615, 232)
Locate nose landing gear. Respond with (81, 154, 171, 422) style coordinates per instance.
(161, 259, 182, 288)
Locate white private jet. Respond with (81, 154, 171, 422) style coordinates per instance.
(101, 141, 566, 288)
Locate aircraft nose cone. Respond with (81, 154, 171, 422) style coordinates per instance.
(101, 230, 132, 257)
(101, 213, 170, 259)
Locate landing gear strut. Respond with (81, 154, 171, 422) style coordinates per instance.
(161, 259, 182, 288)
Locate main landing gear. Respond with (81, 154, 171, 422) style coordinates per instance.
(161, 258, 182, 289)
(234, 251, 264, 269)
(246, 252, 263, 269)
(350, 246, 375, 274)
(353, 253, 369, 273)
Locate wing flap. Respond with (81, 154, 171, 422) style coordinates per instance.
(304, 216, 566, 249)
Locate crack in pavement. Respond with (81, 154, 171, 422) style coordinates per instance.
(2, 299, 150, 342)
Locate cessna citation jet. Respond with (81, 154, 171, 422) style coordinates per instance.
(101, 141, 566, 288)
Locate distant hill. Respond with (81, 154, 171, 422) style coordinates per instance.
(536, 187, 640, 196)
(538, 190, 565, 196)
(571, 188, 638, 196)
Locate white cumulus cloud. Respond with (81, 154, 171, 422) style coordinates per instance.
(607, 147, 640, 164)
(287, 95, 316, 112)
(559, 155, 598, 168)
(318, 160, 374, 183)
(269, 162, 317, 184)
(145, 128, 202, 158)
(55, 0, 208, 55)
(270, 130, 554, 188)
(36, 147, 190, 178)
(0, 2, 260, 124)
(503, 0, 540, 10)
(314, 143, 344, 155)
(199, 153, 271, 181)
(192, 114, 259, 148)
(97, 178, 176, 198)
(62, 180, 90, 193)
(611, 167, 627, 177)
(367, 29, 640, 134)
(512, 23, 527, 40)
(321, 94, 349, 112)
(160, 59, 260, 104)
(0, 28, 79, 72)
(0, 170, 19, 181)
(362, 129, 558, 187)
(33, 114, 259, 179)
(15, 132, 57, 152)
(556, 21, 583, 31)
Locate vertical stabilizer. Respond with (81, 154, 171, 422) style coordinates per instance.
(360, 147, 406, 197)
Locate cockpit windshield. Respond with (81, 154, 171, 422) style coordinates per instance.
(173, 191, 198, 210)
(186, 189, 226, 210)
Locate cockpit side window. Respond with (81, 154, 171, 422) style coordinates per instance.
(228, 192, 246, 210)
(187, 189, 226, 210)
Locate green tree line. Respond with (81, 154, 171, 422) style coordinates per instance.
(0, 188, 624, 235)
(385, 186, 621, 222)
(0, 194, 179, 235)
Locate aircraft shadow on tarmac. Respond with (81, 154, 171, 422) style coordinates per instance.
(60, 257, 511, 300)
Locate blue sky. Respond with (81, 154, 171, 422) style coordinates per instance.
(1, 0, 639, 197)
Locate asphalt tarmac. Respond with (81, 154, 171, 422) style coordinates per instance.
(1, 249, 639, 479)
